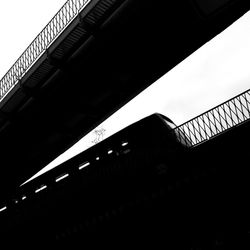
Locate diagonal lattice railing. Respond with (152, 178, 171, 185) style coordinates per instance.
(0, 0, 92, 101)
(174, 89, 250, 147)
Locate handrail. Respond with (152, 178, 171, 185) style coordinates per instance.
(0, 0, 92, 101)
(174, 88, 250, 147)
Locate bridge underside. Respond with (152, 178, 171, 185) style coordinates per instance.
(1, 111, 250, 247)
(0, 0, 249, 199)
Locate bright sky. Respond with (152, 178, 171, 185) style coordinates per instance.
(0, 0, 66, 78)
(0, 2, 250, 183)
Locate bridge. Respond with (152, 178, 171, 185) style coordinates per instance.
(0, 0, 250, 201)
(0, 87, 250, 247)
(0, 0, 250, 246)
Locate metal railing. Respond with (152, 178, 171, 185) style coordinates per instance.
(174, 89, 250, 147)
(0, 0, 92, 101)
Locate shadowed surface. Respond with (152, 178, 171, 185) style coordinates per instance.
(0, 0, 249, 202)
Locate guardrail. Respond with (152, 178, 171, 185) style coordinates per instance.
(174, 89, 250, 147)
(0, 0, 92, 101)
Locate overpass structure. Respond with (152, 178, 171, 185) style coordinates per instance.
(0, 0, 250, 223)
(1, 86, 249, 203)
(0, 87, 250, 247)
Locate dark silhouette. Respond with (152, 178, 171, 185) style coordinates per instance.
(0, 0, 249, 198)
(0, 113, 249, 248)
(0, 0, 250, 248)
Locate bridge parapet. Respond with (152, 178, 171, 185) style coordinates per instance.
(0, 0, 91, 101)
(175, 89, 250, 147)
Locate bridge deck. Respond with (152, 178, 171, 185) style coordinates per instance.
(0, 111, 249, 248)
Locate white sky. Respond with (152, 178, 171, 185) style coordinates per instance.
(0, 0, 66, 78)
(0, 1, 250, 183)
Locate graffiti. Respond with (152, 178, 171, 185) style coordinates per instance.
(91, 128, 106, 145)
